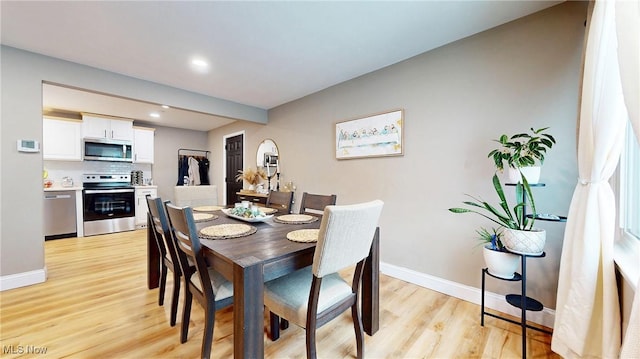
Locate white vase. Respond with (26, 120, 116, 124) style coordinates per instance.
(506, 166, 541, 184)
(501, 227, 546, 255)
(483, 246, 519, 279)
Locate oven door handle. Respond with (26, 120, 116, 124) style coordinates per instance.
(84, 189, 135, 194)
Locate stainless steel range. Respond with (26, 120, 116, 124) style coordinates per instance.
(82, 173, 135, 236)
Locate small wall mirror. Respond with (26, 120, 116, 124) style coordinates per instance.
(256, 139, 279, 170)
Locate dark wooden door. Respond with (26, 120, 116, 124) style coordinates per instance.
(225, 134, 243, 205)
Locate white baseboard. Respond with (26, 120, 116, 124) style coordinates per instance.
(380, 262, 555, 329)
(0, 267, 47, 291)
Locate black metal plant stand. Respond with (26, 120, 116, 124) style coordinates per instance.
(481, 252, 552, 358)
(481, 182, 566, 358)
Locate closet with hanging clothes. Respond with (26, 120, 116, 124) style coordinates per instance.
(176, 149, 210, 186)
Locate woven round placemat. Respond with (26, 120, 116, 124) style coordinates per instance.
(260, 207, 278, 215)
(274, 214, 319, 224)
(199, 223, 257, 240)
(286, 229, 320, 243)
(192, 213, 218, 223)
(193, 205, 224, 212)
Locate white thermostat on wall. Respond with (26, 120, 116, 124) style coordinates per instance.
(17, 139, 40, 153)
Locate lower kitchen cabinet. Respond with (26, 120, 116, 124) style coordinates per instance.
(135, 186, 157, 228)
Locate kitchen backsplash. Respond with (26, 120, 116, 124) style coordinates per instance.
(44, 160, 152, 186)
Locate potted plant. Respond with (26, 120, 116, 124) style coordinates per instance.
(449, 172, 546, 255)
(476, 227, 519, 279)
(236, 167, 267, 192)
(488, 127, 556, 184)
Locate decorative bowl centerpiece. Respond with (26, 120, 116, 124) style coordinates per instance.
(222, 206, 273, 223)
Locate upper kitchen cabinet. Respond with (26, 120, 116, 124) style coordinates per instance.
(82, 114, 133, 141)
(133, 126, 155, 164)
(43, 117, 82, 161)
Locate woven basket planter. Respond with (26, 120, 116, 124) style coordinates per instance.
(501, 228, 546, 255)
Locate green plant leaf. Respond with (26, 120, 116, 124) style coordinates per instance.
(533, 127, 550, 134)
(492, 174, 516, 225)
(522, 175, 537, 230)
(540, 138, 553, 147)
(514, 183, 524, 227)
(511, 133, 530, 139)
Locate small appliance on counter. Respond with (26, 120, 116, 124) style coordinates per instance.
(61, 176, 74, 187)
(131, 170, 144, 185)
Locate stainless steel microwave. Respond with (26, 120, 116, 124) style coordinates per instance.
(83, 138, 133, 162)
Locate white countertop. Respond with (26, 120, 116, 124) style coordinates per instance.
(44, 185, 157, 191)
(44, 186, 83, 192)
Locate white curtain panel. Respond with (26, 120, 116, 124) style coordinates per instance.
(616, 0, 640, 139)
(551, 0, 628, 357)
(616, 1, 640, 358)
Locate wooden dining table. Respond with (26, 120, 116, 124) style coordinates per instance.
(146, 209, 380, 359)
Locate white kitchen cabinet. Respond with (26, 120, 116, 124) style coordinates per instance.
(43, 117, 82, 161)
(133, 127, 155, 164)
(82, 114, 133, 141)
(135, 186, 157, 228)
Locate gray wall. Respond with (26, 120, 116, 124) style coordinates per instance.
(208, 2, 586, 308)
(0, 46, 265, 280)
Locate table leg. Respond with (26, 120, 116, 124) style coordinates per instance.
(233, 258, 264, 359)
(362, 227, 380, 335)
(147, 213, 160, 289)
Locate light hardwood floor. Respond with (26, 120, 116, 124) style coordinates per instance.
(0, 230, 559, 358)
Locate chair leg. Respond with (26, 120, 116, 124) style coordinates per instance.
(201, 300, 215, 359)
(306, 325, 317, 359)
(158, 263, 168, 306)
(351, 302, 364, 359)
(269, 311, 280, 341)
(181, 289, 192, 344)
(170, 271, 180, 327)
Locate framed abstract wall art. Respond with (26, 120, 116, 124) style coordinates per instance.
(335, 109, 404, 160)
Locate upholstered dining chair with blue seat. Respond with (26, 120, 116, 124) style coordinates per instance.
(164, 203, 234, 359)
(264, 200, 384, 359)
(146, 196, 184, 327)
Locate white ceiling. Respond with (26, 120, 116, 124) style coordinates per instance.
(2, 1, 560, 131)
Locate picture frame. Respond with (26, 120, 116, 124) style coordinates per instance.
(335, 109, 404, 160)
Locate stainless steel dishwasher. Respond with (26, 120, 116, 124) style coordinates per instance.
(44, 190, 77, 240)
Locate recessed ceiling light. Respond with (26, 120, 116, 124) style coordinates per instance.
(190, 57, 210, 73)
(161, 105, 170, 109)
(149, 112, 160, 118)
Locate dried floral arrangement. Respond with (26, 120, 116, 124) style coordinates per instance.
(235, 167, 267, 185)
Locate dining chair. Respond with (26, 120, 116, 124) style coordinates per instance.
(264, 200, 384, 359)
(164, 203, 234, 359)
(299, 192, 337, 215)
(266, 190, 294, 214)
(146, 195, 183, 327)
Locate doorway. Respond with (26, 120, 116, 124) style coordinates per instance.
(225, 133, 244, 205)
